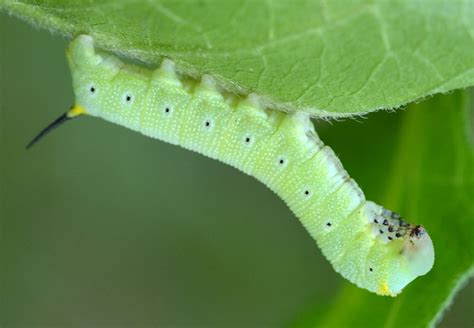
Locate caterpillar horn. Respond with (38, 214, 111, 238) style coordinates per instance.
(26, 105, 86, 149)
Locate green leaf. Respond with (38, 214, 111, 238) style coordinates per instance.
(1, 0, 473, 117)
(293, 89, 474, 327)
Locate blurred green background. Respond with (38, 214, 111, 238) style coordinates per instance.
(1, 15, 472, 327)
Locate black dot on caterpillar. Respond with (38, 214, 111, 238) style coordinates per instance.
(278, 157, 286, 166)
(124, 93, 133, 104)
(242, 133, 255, 147)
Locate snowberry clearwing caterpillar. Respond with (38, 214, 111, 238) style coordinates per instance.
(27, 35, 435, 296)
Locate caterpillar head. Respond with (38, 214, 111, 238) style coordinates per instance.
(368, 204, 435, 296)
(387, 224, 434, 296)
(403, 224, 435, 277)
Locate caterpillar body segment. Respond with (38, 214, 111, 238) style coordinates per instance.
(30, 35, 435, 296)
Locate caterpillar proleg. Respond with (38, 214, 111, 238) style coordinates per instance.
(28, 35, 434, 296)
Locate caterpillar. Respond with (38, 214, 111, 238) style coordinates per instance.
(28, 35, 434, 296)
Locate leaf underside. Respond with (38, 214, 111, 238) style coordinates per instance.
(1, 0, 474, 117)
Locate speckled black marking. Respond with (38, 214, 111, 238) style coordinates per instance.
(410, 225, 425, 238)
(373, 207, 417, 241)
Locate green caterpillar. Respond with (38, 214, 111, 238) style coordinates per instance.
(28, 35, 434, 296)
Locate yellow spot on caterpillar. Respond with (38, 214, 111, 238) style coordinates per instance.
(67, 104, 87, 118)
(377, 282, 393, 296)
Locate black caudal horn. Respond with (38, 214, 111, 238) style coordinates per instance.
(26, 105, 86, 149)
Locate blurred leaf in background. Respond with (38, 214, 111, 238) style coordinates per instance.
(1, 1, 473, 327)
